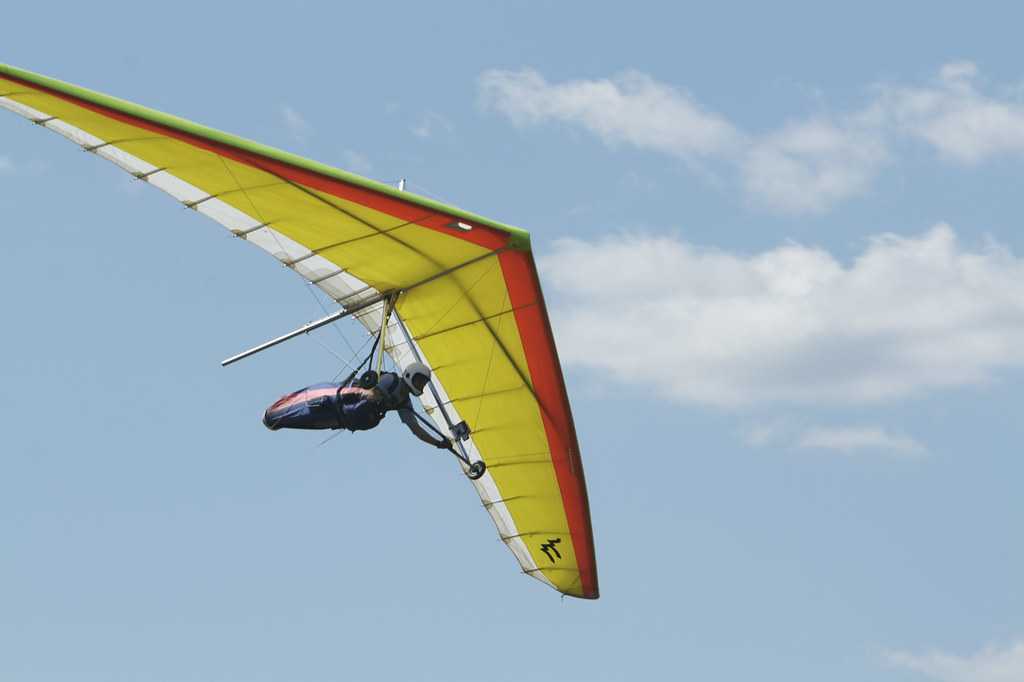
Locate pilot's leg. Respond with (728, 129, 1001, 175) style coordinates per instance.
(263, 384, 343, 430)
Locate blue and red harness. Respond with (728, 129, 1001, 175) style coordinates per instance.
(263, 382, 385, 431)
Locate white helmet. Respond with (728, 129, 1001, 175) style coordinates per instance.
(402, 362, 431, 396)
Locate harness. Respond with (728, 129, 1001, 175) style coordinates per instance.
(331, 385, 348, 431)
(329, 386, 388, 432)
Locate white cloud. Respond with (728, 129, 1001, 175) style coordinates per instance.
(479, 68, 743, 159)
(875, 61, 1024, 163)
(797, 425, 925, 455)
(886, 639, 1024, 682)
(481, 63, 1024, 214)
(281, 104, 313, 144)
(540, 224, 1024, 407)
(0, 155, 14, 173)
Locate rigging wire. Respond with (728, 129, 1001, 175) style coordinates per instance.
(403, 181, 457, 207)
(305, 280, 359, 357)
(331, 332, 375, 383)
(309, 333, 355, 369)
(306, 283, 349, 340)
(315, 428, 346, 449)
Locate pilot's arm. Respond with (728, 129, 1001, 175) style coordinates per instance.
(397, 406, 451, 449)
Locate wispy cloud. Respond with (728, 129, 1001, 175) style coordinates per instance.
(886, 639, 1024, 682)
(741, 119, 888, 213)
(339, 149, 372, 176)
(874, 61, 1024, 163)
(412, 112, 454, 139)
(797, 425, 925, 455)
(480, 63, 1024, 214)
(281, 104, 313, 144)
(0, 156, 51, 176)
(743, 421, 925, 456)
(742, 418, 795, 447)
(540, 224, 1024, 407)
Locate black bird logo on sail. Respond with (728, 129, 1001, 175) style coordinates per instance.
(540, 538, 562, 563)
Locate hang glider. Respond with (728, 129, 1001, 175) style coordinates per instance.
(0, 64, 598, 599)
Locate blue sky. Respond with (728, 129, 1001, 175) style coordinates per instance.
(2, 3, 1022, 681)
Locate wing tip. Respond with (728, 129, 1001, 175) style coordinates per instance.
(562, 585, 600, 600)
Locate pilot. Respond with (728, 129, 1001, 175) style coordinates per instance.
(262, 361, 452, 450)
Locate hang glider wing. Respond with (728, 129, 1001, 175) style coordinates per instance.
(0, 64, 598, 599)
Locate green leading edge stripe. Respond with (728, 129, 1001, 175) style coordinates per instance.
(0, 63, 532, 251)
